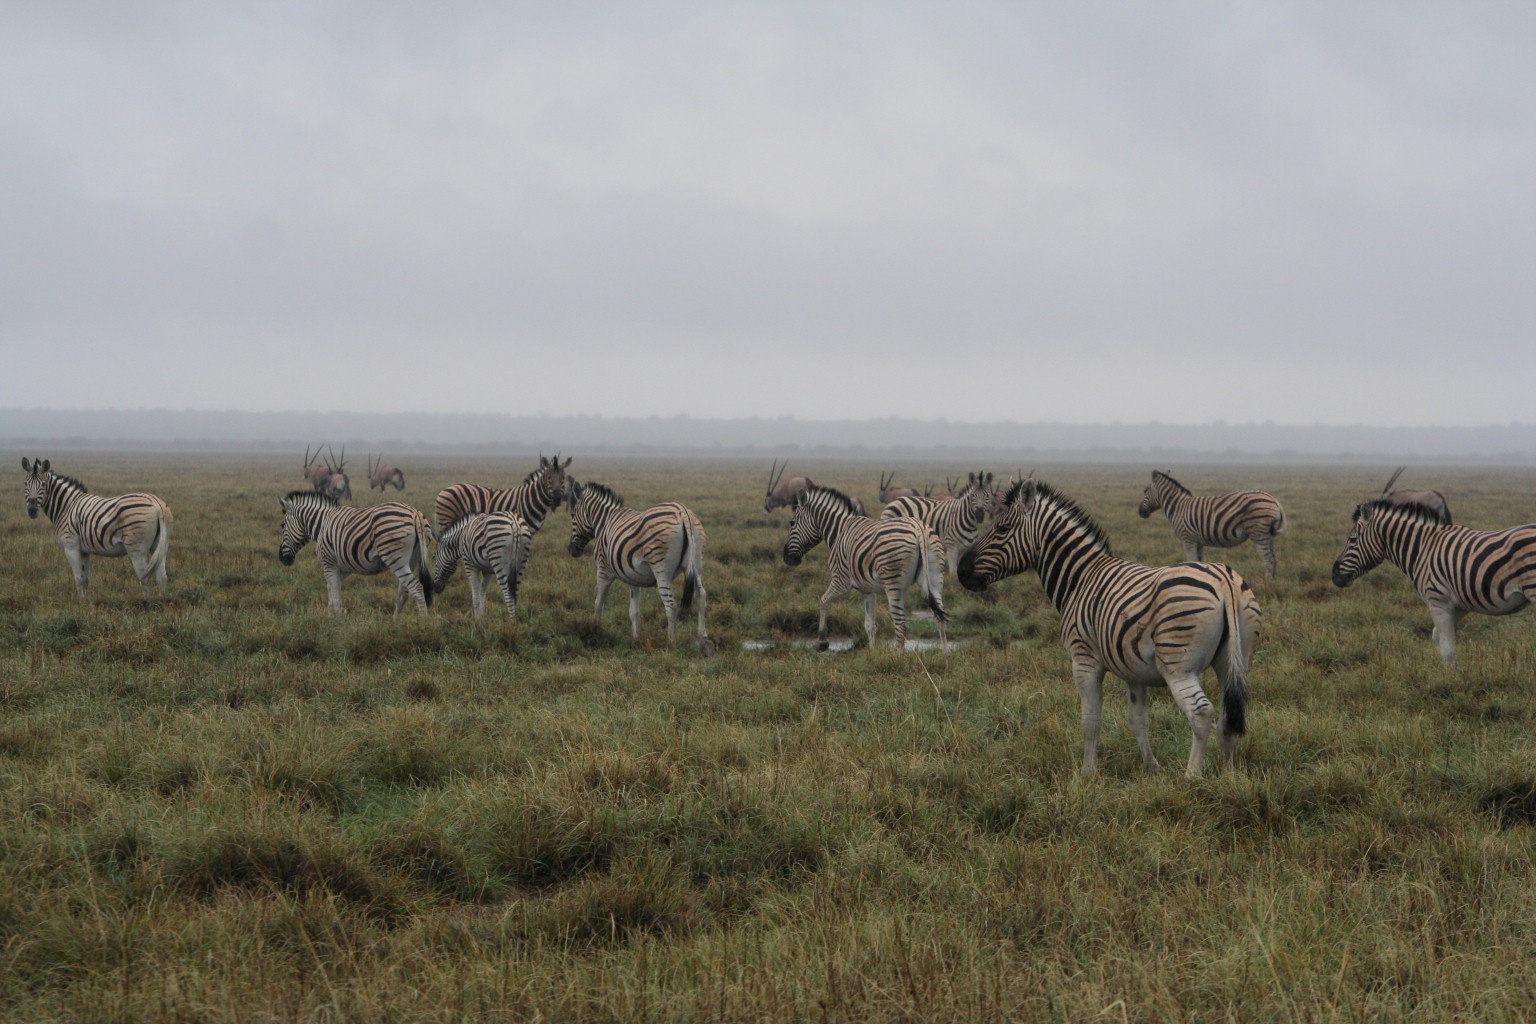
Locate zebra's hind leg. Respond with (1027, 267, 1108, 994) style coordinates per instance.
(630, 585, 647, 641)
(1253, 535, 1278, 579)
(883, 584, 910, 648)
(654, 575, 679, 643)
(468, 567, 489, 619)
(1165, 672, 1215, 777)
(1426, 601, 1462, 668)
(1125, 681, 1161, 774)
(864, 591, 880, 648)
(391, 563, 429, 616)
(62, 544, 89, 598)
(496, 570, 518, 618)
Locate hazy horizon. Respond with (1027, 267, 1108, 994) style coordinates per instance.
(4, 4, 1532, 426)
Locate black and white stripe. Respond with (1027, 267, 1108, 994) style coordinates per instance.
(880, 470, 994, 574)
(22, 457, 173, 598)
(431, 511, 534, 619)
(783, 484, 947, 651)
(1331, 499, 1536, 667)
(279, 490, 434, 614)
(1138, 470, 1287, 579)
(960, 479, 1258, 777)
(432, 455, 572, 540)
(567, 481, 709, 645)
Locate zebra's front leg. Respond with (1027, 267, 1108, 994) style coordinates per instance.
(1072, 659, 1107, 775)
(1125, 681, 1161, 774)
(1426, 602, 1462, 669)
(816, 579, 852, 651)
(1182, 540, 1204, 563)
(324, 567, 346, 614)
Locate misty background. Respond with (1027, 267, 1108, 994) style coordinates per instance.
(2, 4, 1533, 438)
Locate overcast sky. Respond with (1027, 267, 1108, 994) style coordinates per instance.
(3, 2, 1532, 427)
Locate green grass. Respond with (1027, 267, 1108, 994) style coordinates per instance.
(2, 453, 1535, 1021)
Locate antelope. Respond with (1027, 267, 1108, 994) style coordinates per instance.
(302, 444, 352, 501)
(1377, 467, 1452, 525)
(878, 471, 921, 503)
(368, 454, 406, 492)
(764, 460, 815, 513)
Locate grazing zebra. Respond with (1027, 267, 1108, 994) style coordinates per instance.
(880, 471, 995, 573)
(1138, 470, 1287, 579)
(22, 457, 173, 598)
(433, 455, 572, 541)
(431, 511, 533, 619)
(959, 479, 1258, 777)
(1331, 499, 1536, 668)
(278, 490, 434, 614)
(567, 481, 709, 645)
(782, 484, 947, 651)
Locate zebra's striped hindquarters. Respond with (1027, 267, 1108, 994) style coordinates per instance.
(279, 491, 434, 615)
(432, 511, 534, 619)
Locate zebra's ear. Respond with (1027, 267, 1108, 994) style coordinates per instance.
(40, 459, 49, 473)
(21, 457, 30, 472)
(561, 457, 572, 469)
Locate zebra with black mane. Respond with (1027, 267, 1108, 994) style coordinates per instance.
(960, 479, 1259, 777)
(22, 457, 173, 598)
(782, 484, 947, 651)
(1331, 498, 1536, 668)
(881, 470, 994, 575)
(1138, 470, 1286, 579)
(278, 490, 434, 614)
(433, 455, 572, 541)
(567, 480, 709, 646)
(431, 511, 534, 619)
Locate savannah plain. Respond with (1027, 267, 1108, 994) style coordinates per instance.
(2, 453, 1535, 1022)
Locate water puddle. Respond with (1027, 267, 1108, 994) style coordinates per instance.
(741, 637, 960, 653)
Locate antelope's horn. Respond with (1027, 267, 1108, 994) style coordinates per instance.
(1381, 466, 1406, 496)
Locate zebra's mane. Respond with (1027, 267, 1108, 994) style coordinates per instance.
(1360, 497, 1447, 528)
(579, 481, 625, 507)
(49, 472, 89, 493)
(1151, 470, 1190, 496)
(799, 484, 859, 516)
(1016, 479, 1112, 554)
(283, 489, 337, 506)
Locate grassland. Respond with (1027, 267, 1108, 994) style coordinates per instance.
(2, 452, 1535, 1022)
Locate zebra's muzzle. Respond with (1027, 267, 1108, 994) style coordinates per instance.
(956, 551, 989, 592)
(1330, 563, 1354, 588)
(568, 538, 589, 558)
(782, 545, 801, 567)
(26, 505, 39, 519)
(279, 548, 296, 566)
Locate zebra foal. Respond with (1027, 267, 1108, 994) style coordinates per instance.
(1138, 470, 1286, 579)
(960, 479, 1258, 777)
(782, 484, 947, 651)
(432, 511, 534, 619)
(1332, 499, 1536, 668)
(567, 481, 709, 646)
(22, 457, 173, 598)
(278, 490, 434, 614)
(880, 470, 994, 574)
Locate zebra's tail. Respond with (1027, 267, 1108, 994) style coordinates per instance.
(1219, 569, 1249, 738)
(149, 504, 173, 578)
(1271, 505, 1288, 537)
(678, 517, 705, 612)
(414, 516, 434, 608)
(919, 530, 947, 623)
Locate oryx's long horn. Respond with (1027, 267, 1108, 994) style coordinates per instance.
(1381, 466, 1406, 496)
(767, 459, 784, 493)
(304, 444, 316, 469)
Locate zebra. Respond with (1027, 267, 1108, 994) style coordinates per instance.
(567, 480, 709, 646)
(431, 511, 534, 619)
(782, 484, 947, 651)
(278, 490, 434, 614)
(959, 479, 1258, 777)
(1331, 499, 1536, 668)
(22, 457, 173, 598)
(433, 455, 572, 541)
(880, 470, 995, 574)
(1138, 470, 1287, 579)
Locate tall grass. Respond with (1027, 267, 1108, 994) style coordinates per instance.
(1, 453, 1534, 1021)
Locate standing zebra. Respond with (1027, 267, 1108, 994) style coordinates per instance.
(22, 457, 173, 598)
(880, 470, 994, 574)
(959, 479, 1258, 777)
(432, 511, 534, 619)
(433, 455, 572, 541)
(278, 490, 434, 614)
(782, 484, 947, 651)
(567, 481, 709, 646)
(1331, 499, 1536, 668)
(1138, 470, 1286, 579)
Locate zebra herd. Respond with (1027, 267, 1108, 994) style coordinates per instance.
(19, 455, 1536, 775)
